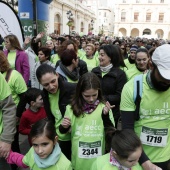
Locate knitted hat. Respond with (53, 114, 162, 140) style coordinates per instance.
(130, 45, 138, 52)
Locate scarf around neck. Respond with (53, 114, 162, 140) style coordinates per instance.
(34, 143, 61, 168)
(59, 62, 79, 81)
(110, 149, 131, 170)
(82, 100, 100, 114)
(100, 64, 113, 73)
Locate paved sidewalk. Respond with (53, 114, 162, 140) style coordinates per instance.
(18, 134, 30, 170)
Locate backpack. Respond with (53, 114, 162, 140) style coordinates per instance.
(117, 74, 143, 130)
(133, 74, 143, 121)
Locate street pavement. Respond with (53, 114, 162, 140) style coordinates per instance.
(18, 134, 30, 170)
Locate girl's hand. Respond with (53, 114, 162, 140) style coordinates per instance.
(142, 160, 162, 170)
(61, 117, 71, 128)
(103, 101, 115, 115)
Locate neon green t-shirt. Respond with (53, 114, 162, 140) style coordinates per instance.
(124, 58, 135, 70)
(3, 70, 27, 105)
(125, 66, 143, 81)
(64, 103, 115, 170)
(50, 54, 60, 65)
(120, 74, 170, 162)
(7, 50, 16, 69)
(78, 49, 86, 59)
(0, 73, 11, 134)
(23, 147, 72, 170)
(81, 55, 99, 72)
(49, 90, 70, 141)
(91, 153, 142, 170)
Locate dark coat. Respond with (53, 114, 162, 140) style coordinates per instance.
(92, 66, 127, 124)
(42, 77, 76, 123)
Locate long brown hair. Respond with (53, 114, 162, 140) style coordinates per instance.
(71, 72, 105, 117)
(4, 34, 22, 51)
(0, 50, 10, 72)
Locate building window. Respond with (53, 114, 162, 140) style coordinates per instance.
(122, 0, 126, 3)
(146, 12, 151, 22)
(158, 13, 164, 22)
(134, 12, 139, 22)
(148, 0, 152, 3)
(99, 12, 101, 15)
(121, 11, 126, 22)
(136, 0, 140, 3)
(160, 0, 164, 3)
(104, 12, 106, 17)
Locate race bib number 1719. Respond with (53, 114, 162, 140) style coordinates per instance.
(140, 126, 168, 147)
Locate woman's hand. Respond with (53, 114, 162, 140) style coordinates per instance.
(61, 117, 71, 128)
(103, 101, 115, 115)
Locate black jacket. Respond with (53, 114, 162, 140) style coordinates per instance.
(42, 77, 76, 123)
(55, 59, 88, 77)
(92, 67, 127, 122)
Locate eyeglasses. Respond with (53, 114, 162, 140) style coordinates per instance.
(121, 48, 125, 50)
(95, 43, 99, 45)
(137, 41, 142, 42)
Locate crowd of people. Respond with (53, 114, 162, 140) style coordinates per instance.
(0, 32, 170, 170)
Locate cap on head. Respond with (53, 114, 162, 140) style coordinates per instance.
(130, 45, 138, 52)
(152, 44, 170, 80)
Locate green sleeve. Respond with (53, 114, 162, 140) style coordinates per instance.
(120, 80, 136, 111)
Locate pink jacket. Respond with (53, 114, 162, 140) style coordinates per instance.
(4, 50, 30, 84)
(6, 150, 28, 168)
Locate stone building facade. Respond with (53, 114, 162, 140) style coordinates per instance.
(48, 0, 96, 35)
(114, 0, 170, 39)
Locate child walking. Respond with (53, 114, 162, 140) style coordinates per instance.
(19, 88, 47, 145)
(6, 119, 72, 170)
(59, 72, 115, 170)
(91, 128, 143, 170)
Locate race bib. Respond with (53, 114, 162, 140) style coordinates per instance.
(78, 141, 102, 158)
(140, 126, 168, 147)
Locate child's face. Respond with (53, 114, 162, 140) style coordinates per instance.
(32, 134, 57, 159)
(116, 147, 142, 168)
(34, 95, 43, 108)
(82, 88, 98, 104)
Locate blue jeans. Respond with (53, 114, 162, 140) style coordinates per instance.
(0, 157, 11, 170)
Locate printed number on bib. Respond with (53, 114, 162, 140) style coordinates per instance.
(140, 126, 168, 147)
(78, 141, 101, 158)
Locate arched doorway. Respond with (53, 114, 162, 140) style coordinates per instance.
(155, 29, 164, 39)
(143, 28, 151, 35)
(54, 14, 61, 35)
(131, 28, 139, 37)
(119, 28, 127, 37)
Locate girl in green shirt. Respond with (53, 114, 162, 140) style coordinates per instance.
(6, 119, 72, 170)
(91, 129, 143, 170)
(59, 72, 115, 170)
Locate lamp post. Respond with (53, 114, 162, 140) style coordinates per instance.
(66, 10, 73, 35)
(91, 19, 94, 32)
(32, 0, 37, 36)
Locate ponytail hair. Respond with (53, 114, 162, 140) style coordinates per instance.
(111, 129, 142, 159)
(105, 128, 142, 158)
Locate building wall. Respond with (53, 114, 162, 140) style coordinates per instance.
(114, 0, 170, 39)
(48, 0, 96, 35)
(86, 0, 114, 36)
